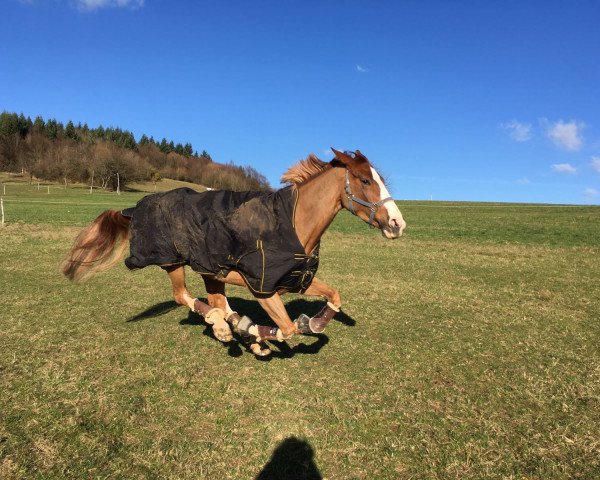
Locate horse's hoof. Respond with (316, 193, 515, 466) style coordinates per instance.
(249, 342, 271, 357)
(308, 317, 327, 333)
(212, 318, 234, 343)
(306, 303, 338, 333)
(203, 308, 233, 343)
(294, 314, 312, 334)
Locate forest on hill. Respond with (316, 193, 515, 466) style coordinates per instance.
(0, 112, 271, 191)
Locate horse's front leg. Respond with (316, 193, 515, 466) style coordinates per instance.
(219, 271, 299, 343)
(294, 276, 341, 334)
(222, 289, 300, 345)
(252, 293, 299, 341)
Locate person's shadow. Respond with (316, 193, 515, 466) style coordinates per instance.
(255, 437, 322, 480)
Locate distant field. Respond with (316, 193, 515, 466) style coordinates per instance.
(0, 175, 204, 225)
(1, 180, 599, 479)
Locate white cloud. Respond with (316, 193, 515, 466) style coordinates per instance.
(591, 156, 600, 173)
(516, 178, 531, 185)
(356, 64, 368, 73)
(552, 163, 577, 174)
(501, 120, 532, 142)
(584, 188, 598, 200)
(546, 120, 585, 151)
(75, 0, 144, 11)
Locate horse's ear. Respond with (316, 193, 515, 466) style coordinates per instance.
(331, 148, 354, 166)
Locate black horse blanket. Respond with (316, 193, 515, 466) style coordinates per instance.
(122, 186, 319, 294)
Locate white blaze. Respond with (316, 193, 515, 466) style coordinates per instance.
(370, 167, 406, 232)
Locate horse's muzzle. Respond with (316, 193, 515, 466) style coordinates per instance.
(381, 218, 406, 239)
(382, 227, 400, 239)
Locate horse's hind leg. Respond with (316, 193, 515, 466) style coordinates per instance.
(165, 265, 196, 309)
(295, 276, 341, 333)
(165, 266, 232, 342)
(199, 275, 236, 343)
(202, 275, 271, 356)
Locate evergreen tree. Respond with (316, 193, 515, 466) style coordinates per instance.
(65, 120, 77, 140)
(17, 113, 29, 136)
(94, 125, 105, 139)
(122, 130, 136, 150)
(33, 115, 45, 134)
(0, 112, 19, 136)
(46, 119, 59, 139)
(159, 138, 169, 153)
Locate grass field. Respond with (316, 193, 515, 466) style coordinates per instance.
(1, 179, 599, 479)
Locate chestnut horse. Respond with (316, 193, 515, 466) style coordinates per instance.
(62, 149, 406, 356)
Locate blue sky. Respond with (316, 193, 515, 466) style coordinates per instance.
(2, 0, 600, 204)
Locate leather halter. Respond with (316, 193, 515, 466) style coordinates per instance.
(344, 169, 393, 226)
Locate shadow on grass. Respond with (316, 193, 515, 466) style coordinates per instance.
(126, 300, 179, 322)
(255, 436, 322, 480)
(127, 297, 356, 359)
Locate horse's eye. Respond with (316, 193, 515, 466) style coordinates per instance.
(361, 179, 371, 186)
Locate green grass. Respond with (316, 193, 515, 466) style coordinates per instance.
(1, 181, 599, 479)
(0, 174, 205, 226)
(332, 201, 600, 247)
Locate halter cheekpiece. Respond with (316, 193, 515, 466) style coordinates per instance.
(342, 151, 392, 226)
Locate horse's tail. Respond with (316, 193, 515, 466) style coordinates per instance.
(62, 210, 131, 282)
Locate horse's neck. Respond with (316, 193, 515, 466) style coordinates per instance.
(294, 167, 344, 253)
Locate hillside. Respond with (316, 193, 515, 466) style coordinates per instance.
(0, 171, 208, 194)
(0, 111, 271, 192)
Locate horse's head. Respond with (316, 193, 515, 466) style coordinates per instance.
(331, 148, 406, 239)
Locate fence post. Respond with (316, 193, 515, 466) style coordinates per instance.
(1, 197, 4, 227)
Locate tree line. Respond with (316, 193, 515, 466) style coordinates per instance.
(0, 112, 271, 191)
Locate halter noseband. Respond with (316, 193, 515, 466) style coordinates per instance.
(344, 169, 393, 226)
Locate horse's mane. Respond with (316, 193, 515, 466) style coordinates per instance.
(281, 154, 331, 186)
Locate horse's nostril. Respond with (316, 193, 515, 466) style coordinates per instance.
(388, 217, 406, 236)
(390, 218, 403, 229)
